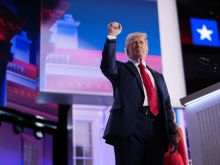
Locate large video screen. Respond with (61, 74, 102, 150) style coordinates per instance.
(40, 0, 162, 95)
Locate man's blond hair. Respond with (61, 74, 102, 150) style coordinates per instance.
(125, 32, 148, 55)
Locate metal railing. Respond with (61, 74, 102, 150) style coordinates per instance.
(0, 105, 57, 134)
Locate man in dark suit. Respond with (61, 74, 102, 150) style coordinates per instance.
(100, 22, 177, 165)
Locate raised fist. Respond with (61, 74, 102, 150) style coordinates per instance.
(108, 22, 122, 36)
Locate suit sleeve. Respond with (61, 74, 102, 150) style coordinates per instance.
(100, 39, 119, 84)
(161, 75, 177, 136)
(178, 128, 188, 165)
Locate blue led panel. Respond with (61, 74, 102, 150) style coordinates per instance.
(190, 18, 220, 47)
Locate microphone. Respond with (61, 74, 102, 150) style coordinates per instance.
(199, 57, 219, 73)
(199, 57, 212, 66)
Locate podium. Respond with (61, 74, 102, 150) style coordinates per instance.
(180, 82, 220, 165)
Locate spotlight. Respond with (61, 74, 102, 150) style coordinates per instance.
(34, 130, 44, 139)
(13, 124, 23, 134)
(35, 122, 44, 128)
(35, 115, 44, 120)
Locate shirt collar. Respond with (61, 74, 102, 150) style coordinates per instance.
(128, 58, 146, 68)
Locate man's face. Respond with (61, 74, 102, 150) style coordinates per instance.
(127, 35, 148, 62)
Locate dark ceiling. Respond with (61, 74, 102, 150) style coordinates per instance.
(177, 0, 219, 20)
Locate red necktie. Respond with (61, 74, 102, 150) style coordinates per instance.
(138, 63, 159, 116)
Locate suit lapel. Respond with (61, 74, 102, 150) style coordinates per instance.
(125, 61, 144, 92)
(125, 62, 162, 108)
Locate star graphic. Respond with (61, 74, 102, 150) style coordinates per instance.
(196, 25, 213, 41)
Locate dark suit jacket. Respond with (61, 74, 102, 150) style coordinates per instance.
(100, 39, 176, 150)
